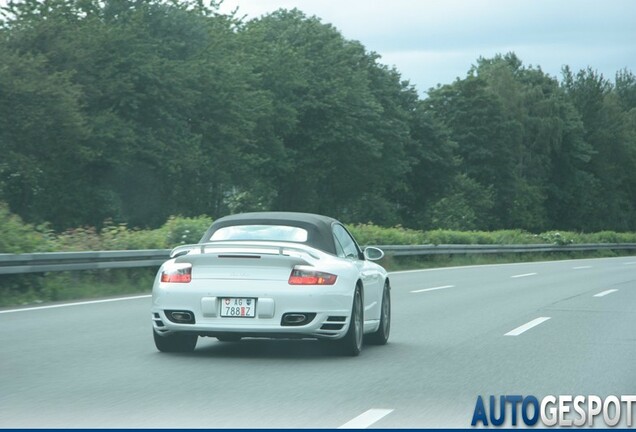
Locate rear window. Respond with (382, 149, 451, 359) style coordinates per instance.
(209, 225, 308, 242)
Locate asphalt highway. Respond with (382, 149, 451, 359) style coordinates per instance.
(1, 256, 635, 428)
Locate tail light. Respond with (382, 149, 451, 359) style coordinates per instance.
(161, 263, 192, 283)
(288, 268, 337, 285)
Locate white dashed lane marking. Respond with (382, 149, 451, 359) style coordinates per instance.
(339, 409, 394, 429)
(594, 289, 619, 298)
(504, 317, 551, 336)
(511, 273, 537, 279)
(410, 285, 454, 294)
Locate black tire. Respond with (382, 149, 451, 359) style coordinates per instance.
(338, 285, 364, 356)
(216, 335, 242, 342)
(366, 282, 391, 345)
(153, 329, 197, 353)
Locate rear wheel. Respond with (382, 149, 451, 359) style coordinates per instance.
(153, 329, 197, 352)
(338, 285, 363, 356)
(366, 282, 390, 345)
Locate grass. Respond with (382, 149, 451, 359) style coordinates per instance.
(0, 268, 155, 308)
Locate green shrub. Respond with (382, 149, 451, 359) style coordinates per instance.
(347, 223, 426, 246)
(0, 213, 217, 254)
(158, 215, 214, 247)
(55, 226, 103, 251)
(2, 210, 636, 307)
(539, 231, 575, 245)
(101, 221, 168, 250)
(0, 202, 53, 253)
(3, 205, 635, 253)
(581, 231, 636, 243)
(489, 230, 541, 244)
(425, 229, 481, 245)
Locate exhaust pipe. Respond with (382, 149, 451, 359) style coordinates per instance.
(284, 313, 307, 324)
(169, 311, 194, 323)
(281, 313, 315, 326)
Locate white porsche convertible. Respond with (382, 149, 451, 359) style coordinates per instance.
(151, 212, 391, 356)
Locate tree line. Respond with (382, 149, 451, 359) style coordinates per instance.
(1, 0, 635, 233)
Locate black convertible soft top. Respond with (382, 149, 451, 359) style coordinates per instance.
(199, 212, 343, 255)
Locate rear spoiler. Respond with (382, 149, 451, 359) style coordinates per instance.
(169, 242, 321, 260)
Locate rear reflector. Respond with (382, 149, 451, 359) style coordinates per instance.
(288, 268, 337, 285)
(161, 264, 192, 283)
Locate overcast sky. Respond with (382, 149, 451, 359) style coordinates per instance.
(219, 0, 636, 95)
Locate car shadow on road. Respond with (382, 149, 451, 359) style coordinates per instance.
(175, 337, 384, 360)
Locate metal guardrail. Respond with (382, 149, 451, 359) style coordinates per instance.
(382, 243, 636, 256)
(1, 243, 635, 275)
(0, 249, 170, 275)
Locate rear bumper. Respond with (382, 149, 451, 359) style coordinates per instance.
(151, 279, 354, 339)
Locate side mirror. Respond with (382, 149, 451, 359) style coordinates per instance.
(363, 246, 384, 261)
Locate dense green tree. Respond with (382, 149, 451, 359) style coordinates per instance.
(615, 69, 636, 111)
(399, 103, 459, 228)
(1, 2, 635, 233)
(563, 67, 636, 230)
(0, 42, 92, 228)
(474, 55, 596, 231)
(1, 0, 271, 228)
(238, 10, 418, 225)
(425, 74, 512, 229)
(427, 173, 494, 230)
(423, 54, 625, 232)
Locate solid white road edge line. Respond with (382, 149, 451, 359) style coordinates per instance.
(411, 285, 454, 293)
(573, 266, 593, 269)
(594, 289, 619, 298)
(505, 317, 551, 336)
(511, 273, 537, 278)
(389, 256, 632, 275)
(338, 409, 394, 429)
(0, 294, 152, 314)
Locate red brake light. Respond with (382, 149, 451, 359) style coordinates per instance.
(161, 264, 192, 283)
(288, 268, 337, 285)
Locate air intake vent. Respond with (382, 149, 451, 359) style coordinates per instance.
(152, 313, 165, 327)
(320, 323, 344, 331)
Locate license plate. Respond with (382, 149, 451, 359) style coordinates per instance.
(220, 298, 256, 317)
